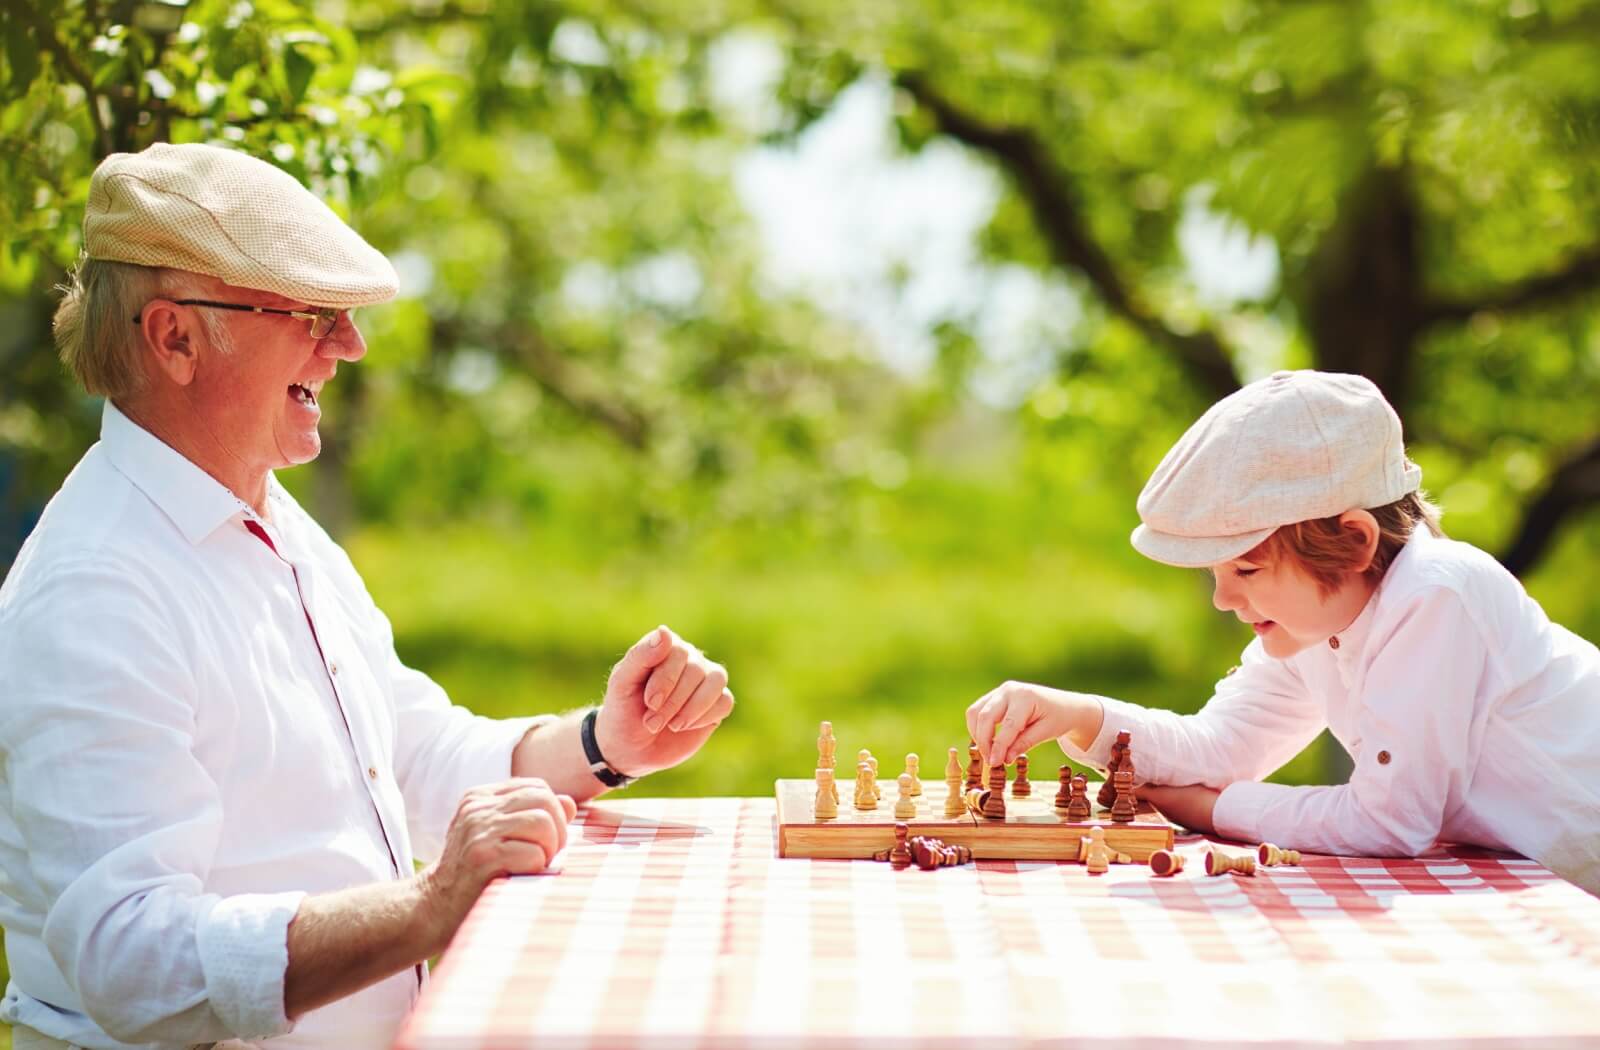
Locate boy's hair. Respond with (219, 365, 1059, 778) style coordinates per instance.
(1249, 491, 1444, 598)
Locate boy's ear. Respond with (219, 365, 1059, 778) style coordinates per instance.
(1339, 509, 1381, 573)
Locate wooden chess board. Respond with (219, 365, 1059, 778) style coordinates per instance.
(774, 778, 1177, 862)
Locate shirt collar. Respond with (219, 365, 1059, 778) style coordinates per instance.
(100, 401, 258, 545)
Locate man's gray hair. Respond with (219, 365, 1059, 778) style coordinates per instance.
(53, 257, 235, 400)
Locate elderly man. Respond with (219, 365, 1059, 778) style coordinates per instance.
(0, 143, 734, 1050)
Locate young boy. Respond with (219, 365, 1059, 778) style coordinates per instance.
(968, 370, 1600, 894)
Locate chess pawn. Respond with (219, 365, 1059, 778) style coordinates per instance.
(1258, 843, 1302, 867)
(1149, 849, 1185, 877)
(814, 768, 838, 820)
(943, 748, 966, 817)
(1066, 774, 1092, 822)
(894, 772, 918, 819)
(965, 743, 983, 790)
(1082, 826, 1113, 874)
(905, 753, 922, 796)
(1054, 765, 1072, 812)
(1110, 769, 1136, 823)
(889, 823, 912, 870)
(817, 721, 836, 769)
(867, 754, 880, 801)
(1012, 755, 1031, 797)
(854, 761, 877, 810)
(1205, 850, 1256, 876)
(982, 765, 1008, 820)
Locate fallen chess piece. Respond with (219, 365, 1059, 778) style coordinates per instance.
(1149, 849, 1185, 877)
(1257, 842, 1301, 867)
(1079, 826, 1131, 874)
(909, 835, 972, 870)
(1205, 850, 1256, 877)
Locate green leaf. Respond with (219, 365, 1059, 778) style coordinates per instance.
(6, 23, 40, 91)
(284, 42, 314, 104)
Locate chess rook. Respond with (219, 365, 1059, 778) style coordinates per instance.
(1149, 849, 1185, 877)
(1205, 850, 1256, 876)
(1257, 843, 1302, 867)
(1012, 755, 1031, 797)
(982, 765, 1008, 820)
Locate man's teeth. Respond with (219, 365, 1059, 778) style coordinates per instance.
(290, 384, 317, 405)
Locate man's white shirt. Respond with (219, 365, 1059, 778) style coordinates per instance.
(1061, 529, 1600, 895)
(0, 402, 546, 1048)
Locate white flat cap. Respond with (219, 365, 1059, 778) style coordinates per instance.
(1131, 370, 1422, 567)
(84, 142, 398, 308)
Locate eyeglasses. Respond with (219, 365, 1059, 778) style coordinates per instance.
(131, 299, 344, 339)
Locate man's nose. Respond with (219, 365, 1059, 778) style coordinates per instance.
(317, 312, 366, 362)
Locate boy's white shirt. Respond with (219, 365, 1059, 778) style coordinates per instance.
(1060, 530, 1600, 895)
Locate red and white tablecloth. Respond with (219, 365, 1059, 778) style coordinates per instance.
(396, 797, 1600, 1049)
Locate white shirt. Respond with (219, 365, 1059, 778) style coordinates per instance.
(0, 403, 546, 1049)
(1062, 530, 1600, 895)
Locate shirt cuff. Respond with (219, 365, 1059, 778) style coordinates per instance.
(1056, 695, 1149, 772)
(194, 890, 307, 1039)
(1211, 779, 1292, 843)
(468, 713, 557, 786)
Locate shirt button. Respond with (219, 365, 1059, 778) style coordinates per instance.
(330, 661, 340, 675)
(1376, 750, 1391, 765)
(368, 766, 379, 780)
(1328, 635, 1340, 650)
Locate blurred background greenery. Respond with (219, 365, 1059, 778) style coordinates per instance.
(3, 0, 1600, 1040)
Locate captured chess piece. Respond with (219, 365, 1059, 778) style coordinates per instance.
(1149, 849, 1186, 877)
(854, 761, 877, 810)
(964, 787, 990, 815)
(909, 835, 973, 870)
(1082, 826, 1114, 874)
(982, 765, 1008, 820)
(1054, 765, 1072, 812)
(894, 772, 918, 819)
(1205, 850, 1256, 876)
(1098, 730, 1134, 809)
(1012, 755, 1031, 797)
(1258, 843, 1302, 867)
(889, 823, 913, 870)
(1110, 769, 1137, 823)
(814, 768, 838, 820)
(1066, 773, 1091, 822)
(905, 753, 922, 796)
(943, 748, 966, 817)
(965, 742, 983, 790)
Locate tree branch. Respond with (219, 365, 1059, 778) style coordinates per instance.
(13, 0, 113, 157)
(1424, 244, 1600, 325)
(895, 70, 1241, 401)
(1499, 435, 1600, 578)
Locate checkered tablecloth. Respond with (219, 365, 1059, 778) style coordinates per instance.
(395, 797, 1600, 1049)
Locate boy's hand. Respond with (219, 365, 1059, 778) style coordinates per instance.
(1137, 783, 1221, 834)
(967, 681, 1087, 767)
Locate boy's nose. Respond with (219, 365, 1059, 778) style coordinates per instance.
(1212, 575, 1240, 613)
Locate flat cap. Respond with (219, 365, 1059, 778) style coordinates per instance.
(1131, 370, 1422, 568)
(84, 142, 398, 308)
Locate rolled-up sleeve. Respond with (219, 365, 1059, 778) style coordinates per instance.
(1212, 588, 1490, 856)
(1060, 637, 1325, 787)
(0, 562, 300, 1044)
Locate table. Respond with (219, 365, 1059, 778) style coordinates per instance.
(395, 797, 1600, 1049)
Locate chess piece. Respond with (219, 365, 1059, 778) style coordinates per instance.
(1149, 849, 1185, 877)
(818, 721, 839, 803)
(1065, 773, 1091, 821)
(905, 753, 922, 796)
(965, 787, 989, 815)
(965, 743, 982, 790)
(1110, 769, 1136, 823)
(854, 761, 877, 810)
(814, 768, 838, 820)
(889, 823, 912, 870)
(1083, 826, 1113, 874)
(1012, 755, 1031, 797)
(1054, 765, 1072, 812)
(1098, 730, 1135, 808)
(867, 753, 880, 802)
(894, 772, 918, 819)
(1257, 843, 1301, 867)
(943, 748, 966, 817)
(1205, 850, 1256, 876)
(982, 765, 1008, 820)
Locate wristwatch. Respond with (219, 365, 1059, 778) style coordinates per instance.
(580, 708, 636, 789)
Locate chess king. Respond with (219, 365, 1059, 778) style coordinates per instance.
(0, 143, 737, 1049)
(963, 370, 1600, 895)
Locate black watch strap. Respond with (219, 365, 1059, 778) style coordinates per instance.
(580, 708, 635, 788)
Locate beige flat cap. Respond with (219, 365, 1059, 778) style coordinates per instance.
(1131, 370, 1422, 568)
(84, 142, 398, 308)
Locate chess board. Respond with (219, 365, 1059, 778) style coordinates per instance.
(774, 778, 1176, 862)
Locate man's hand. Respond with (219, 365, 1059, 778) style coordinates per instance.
(594, 625, 733, 779)
(1137, 783, 1221, 834)
(416, 779, 577, 951)
(967, 681, 1103, 767)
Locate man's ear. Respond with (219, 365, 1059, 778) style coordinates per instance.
(137, 300, 199, 386)
(1340, 509, 1381, 573)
